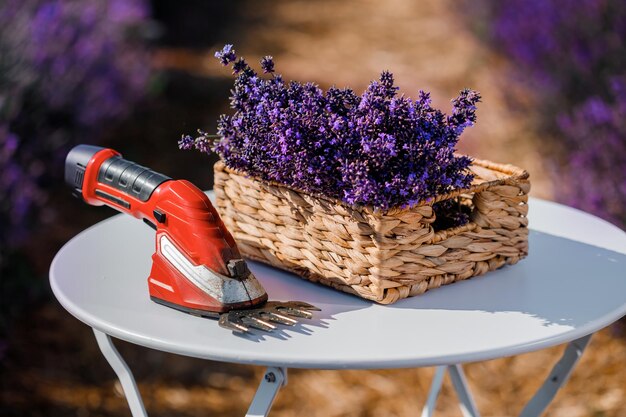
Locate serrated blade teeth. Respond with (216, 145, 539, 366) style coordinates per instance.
(217, 300, 320, 334)
(266, 312, 298, 325)
(286, 301, 321, 311)
(242, 316, 276, 332)
(218, 314, 249, 333)
(278, 307, 313, 319)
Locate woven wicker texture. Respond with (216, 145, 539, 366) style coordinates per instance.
(214, 159, 530, 304)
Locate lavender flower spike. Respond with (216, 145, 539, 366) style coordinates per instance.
(215, 44, 236, 66)
(260, 56, 275, 73)
(449, 88, 482, 134)
(232, 58, 249, 75)
(178, 134, 194, 150)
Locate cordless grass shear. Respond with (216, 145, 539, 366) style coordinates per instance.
(65, 145, 319, 333)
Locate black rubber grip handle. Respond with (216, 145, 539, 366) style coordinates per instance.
(65, 145, 171, 202)
(97, 155, 171, 202)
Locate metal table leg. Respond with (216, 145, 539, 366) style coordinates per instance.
(421, 366, 446, 417)
(94, 329, 287, 417)
(421, 365, 481, 417)
(420, 334, 593, 417)
(93, 329, 148, 417)
(246, 367, 287, 417)
(448, 364, 481, 417)
(519, 334, 592, 417)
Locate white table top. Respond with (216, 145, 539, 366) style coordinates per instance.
(50, 196, 626, 369)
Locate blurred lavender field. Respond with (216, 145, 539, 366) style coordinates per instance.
(471, 0, 626, 227)
(1, 1, 625, 416)
(0, 0, 152, 249)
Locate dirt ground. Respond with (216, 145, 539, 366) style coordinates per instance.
(2, 1, 625, 416)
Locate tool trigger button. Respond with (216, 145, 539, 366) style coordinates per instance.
(153, 209, 166, 223)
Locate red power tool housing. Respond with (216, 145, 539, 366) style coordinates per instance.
(65, 145, 268, 315)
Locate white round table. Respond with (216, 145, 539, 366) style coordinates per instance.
(50, 196, 626, 417)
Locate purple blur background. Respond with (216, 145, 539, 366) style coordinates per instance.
(474, 0, 626, 227)
(1, 1, 625, 416)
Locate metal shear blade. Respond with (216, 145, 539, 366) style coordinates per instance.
(218, 301, 320, 333)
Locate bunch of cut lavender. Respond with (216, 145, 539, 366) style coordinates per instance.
(182, 45, 480, 214)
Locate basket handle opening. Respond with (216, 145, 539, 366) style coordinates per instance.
(430, 194, 478, 243)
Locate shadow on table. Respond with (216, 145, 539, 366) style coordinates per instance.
(247, 230, 626, 341)
(385, 230, 626, 329)
(241, 262, 372, 342)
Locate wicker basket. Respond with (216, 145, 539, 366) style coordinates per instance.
(213, 159, 530, 304)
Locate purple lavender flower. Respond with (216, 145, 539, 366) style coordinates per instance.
(192, 130, 213, 154)
(215, 44, 236, 66)
(184, 46, 480, 215)
(232, 58, 249, 75)
(178, 134, 195, 150)
(260, 56, 275, 73)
